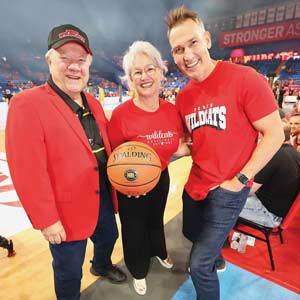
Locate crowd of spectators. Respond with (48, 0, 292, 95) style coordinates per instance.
(1, 56, 300, 107)
(1, 80, 35, 103)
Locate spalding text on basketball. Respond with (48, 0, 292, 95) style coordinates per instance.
(112, 151, 152, 162)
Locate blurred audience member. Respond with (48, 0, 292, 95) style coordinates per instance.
(240, 119, 300, 226)
(2, 89, 13, 104)
(290, 113, 300, 152)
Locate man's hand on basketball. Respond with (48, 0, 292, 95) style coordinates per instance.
(41, 220, 66, 244)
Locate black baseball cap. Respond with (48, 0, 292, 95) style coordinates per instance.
(47, 24, 92, 55)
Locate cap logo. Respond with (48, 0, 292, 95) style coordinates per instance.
(58, 29, 85, 43)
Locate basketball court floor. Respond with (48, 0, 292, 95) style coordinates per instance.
(1, 101, 299, 300)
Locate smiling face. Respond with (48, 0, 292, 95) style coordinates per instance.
(169, 18, 215, 82)
(46, 42, 91, 99)
(290, 115, 300, 136)
(130, 53, 164, 100)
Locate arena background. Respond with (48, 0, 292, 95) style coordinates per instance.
(0, 0, 299, 84)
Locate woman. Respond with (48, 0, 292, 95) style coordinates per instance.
(107, 41, 189, 295)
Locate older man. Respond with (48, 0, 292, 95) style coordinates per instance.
(5, 24, 126, 300)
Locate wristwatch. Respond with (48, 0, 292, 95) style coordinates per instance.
(236, 173, 250, 185)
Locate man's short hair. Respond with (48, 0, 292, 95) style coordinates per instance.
(165, 5, 205, 36)
(282, 119, 291, 141)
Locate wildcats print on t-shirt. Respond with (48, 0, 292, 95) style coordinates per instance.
(137, 130, 178, 147)
(185, 103, 227, 132)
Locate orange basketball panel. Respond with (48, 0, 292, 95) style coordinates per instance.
(107, 141, 162, 195)
(108, 166, 161, 195)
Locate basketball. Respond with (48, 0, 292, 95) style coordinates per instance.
(107, 141, 162, 196)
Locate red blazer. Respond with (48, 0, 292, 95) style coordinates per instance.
(5, 83, 118, 241)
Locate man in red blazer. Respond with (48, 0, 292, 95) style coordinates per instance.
(5, 24, 126, 300)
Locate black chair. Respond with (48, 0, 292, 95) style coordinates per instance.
(0, 235, 15, 257)
(234, 193, 300, 271)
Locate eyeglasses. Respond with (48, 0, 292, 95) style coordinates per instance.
(131, 64, 157, 80)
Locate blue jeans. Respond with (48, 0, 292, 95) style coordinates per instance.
(183, 186, 249, 300)
(90, 181, 119, 275)
(49, 181, 118, 300)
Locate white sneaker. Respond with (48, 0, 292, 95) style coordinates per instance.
(156, 256, 174, 269)
(216, 259, 226, 273)
(133, 278, 147, 295)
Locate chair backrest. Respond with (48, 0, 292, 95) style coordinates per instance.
(280, 192, 300, 230)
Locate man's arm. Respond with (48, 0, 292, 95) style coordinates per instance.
(173, 137, 191, 157)
(6, 94, 62, 234)
(221, 110, 284, 191)
(249, 182, 262, 196)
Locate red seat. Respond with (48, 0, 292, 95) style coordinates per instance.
(234, 192, 300, 271)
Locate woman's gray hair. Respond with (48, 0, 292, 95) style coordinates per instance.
(121, 41, 167, 87)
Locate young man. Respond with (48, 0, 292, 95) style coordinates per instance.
(289, 113, 300, 152)
(5, 24, 126, 300)
(165, 6, 284, 300)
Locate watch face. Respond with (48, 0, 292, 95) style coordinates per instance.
(237, 173, 249, 185)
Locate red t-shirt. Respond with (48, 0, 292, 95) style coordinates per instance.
(176, 61, 278, 200)
(108, 99, 182, 170)
(292, 135, 300, 152)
